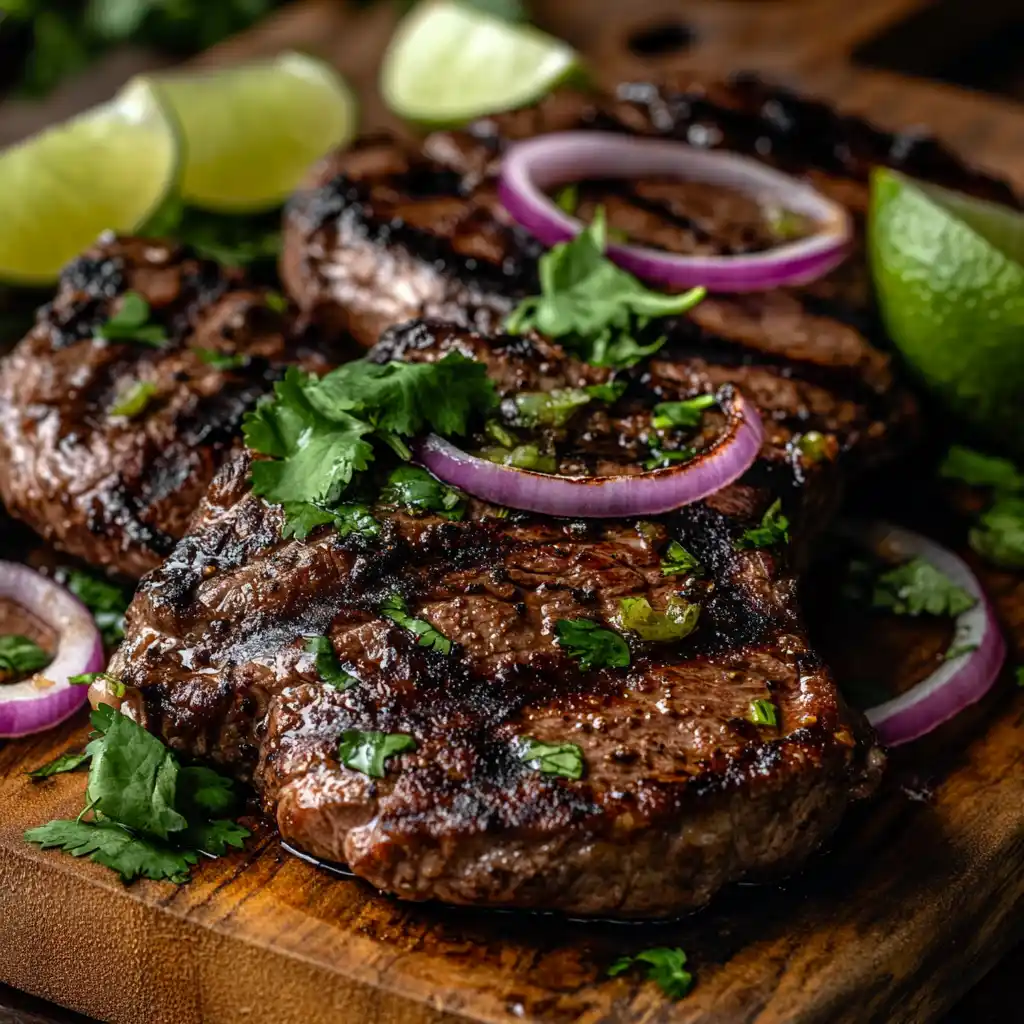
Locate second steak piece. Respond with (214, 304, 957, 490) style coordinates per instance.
(0, 235, 323, 579)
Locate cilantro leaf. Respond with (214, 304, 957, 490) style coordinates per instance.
(644, 445, 695, 471)
(179, 819, 250, 857)
(304, 635, 358, 691)
(553, 183, 578, 214)
(554, 618, 630, 670)
(517, 738, 585, 780)
(63, 569, 130, 648)
(660, 541, 702, 577)
(0, 634, 51, 676)
(97, 292, 168, 347)
(651, 394, 716, 430)
(69, 672, 125, 696)
(736, 499, 790, 549)
(380, 593, 452, 654)
(608, 947, 694, 1000)
(749, 699, 778, 726)
(970, 496, 1024, 570)
(27, 751, 92, 779)
(584, 380, 628, 403)
(176, 766, 237, 820)
(281, 501, 379, 541)
(194, 348, 249, 371)
(871, 558, 976, 617)
(86, 710, 187, 839)
(379, 466, 466, 520)
(618, 596, 699, 642)
(940, 445, 1024, 492)
(110, 380, 158, 419)
(338, 729, 417, 778)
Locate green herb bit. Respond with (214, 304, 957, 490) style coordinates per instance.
(195, 348, 249, 371)
(736, 499, 790, 550)
(872, 558, 976, 618)
(281, 501, 379, 542)
(0, 634, 51, 676)
(940, 445, 1024, 492)
(608, 947, 694, 1000)
(518, 738, 585, 780)
(379, 465, 467, 520)
(380, 593, 452, 655)
(110, 380, 158, 418)
(554, 618, 630, 670)
(749, 699, 778, 727)
(584, 380, 628, 404)
(27, 751, 92, 780)
(765, 205, 809, 242)
(944, 642, 980, 662)
(618, 596, 699, 643)
(644, 445, 695, 471)
(338, 729, 417, 778)
(304, 635, 358, 691)
(970, 496, 1024, 570)
(484, 419, 520, 448)
(660, 540, 703, 577)
(514, 387, 592, 428)
(1016, 667, 1024, 688)
(264, 291, 288, 314)
(796, 431, 833, 465)
(63, 569, 129, 648)
(69, 672, 126, 697)
(478, 444, 558, 473)
(96, 292, 168, 347)
(651, 394, 716, 430)
(554, 183, 579, 214)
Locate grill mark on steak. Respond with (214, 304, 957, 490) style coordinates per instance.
(0, 235, 332, 578)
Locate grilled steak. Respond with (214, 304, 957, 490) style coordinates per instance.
(0, 235, 327, 578)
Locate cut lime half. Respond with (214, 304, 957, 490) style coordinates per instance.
(869, 168, 1024, 453)
(381, 0, 581, 127)
(0, 82, 178, 286)
(137, 52, 358, 213)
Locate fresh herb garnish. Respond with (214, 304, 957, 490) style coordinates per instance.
(736, 499, 790, 550)
(608, 947, 694, 1000)
(0, 635, 51, 676)
(660, 540, 702, 577)
(505, 210, 705, 369)
(96, 292, 168, 347)
(1017, 667, 1024, 688)
(110, 380, 158, 418)
(63, 569, 130, 648)
(380, 593, 451, 654)
(940, 445, 1024, 492)
(749, 699, 778, 727)
(478, 443, 557, 473)
(618, 596, 699, 642)
(281, 501, 380, 542)
(69, 671, 125, 696)
(25, 705, 249, 884)
(554, 618, 630, 670)
(872, 558, 976, 617)
(553, 183, 579, 214)
(644, 445, 694, 471)
(651, 394, 716, 430)
(304, 636, 357, 691)
(338, 729, 417, 778)
(264, 291, 288, 313)
(514, 388, 592, 427)
(584, 380, 628, 404)
(518, 738, 585, 780)
(194, 348, 249, 371)
(970, 496, 1024, 570)
(379, 466, 467, 520)
(945, 642, 979, 662)
(27, 751, 92, 780)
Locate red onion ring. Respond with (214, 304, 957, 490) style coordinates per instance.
(417, 388, 763, 518)
(498, 131, 853, 292)
(0, 561, 103, 738)
(845, 522, 1006, 747)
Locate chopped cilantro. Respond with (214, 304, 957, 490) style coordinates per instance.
(518, 738, 585, 780)
(380, 593, 451, 654)
(584, 379, 628, 404)
(69, 672, 125, 696)
(27, 751, 91, 779)
(96, 292, 168, 347)
(618, 596, 699, 642)
(281, 501, 379, 542)
(0, 634, 51, 676)
(338, 729, 417, 778)
(63, 569, 130, 648)
(872, 558, 976, 617)
(608, 947, 694, 1000)
(505, 210, 705, 369)
(940, 445, 1024, 492)
(478, 443, 557, 473)
(660, 540, 703, 577)
(651, 394, 716, 430)
(264, 291, 288, 314)
(749, 699, 778, 726)
(304, 635, 358, 691)
(554, 618, 630, 670)
(553, 183, 578, 214)
(736, 499, 790, 550)
(194, 348, 249, 371)
(644, 445, 695, 471)
(379, 466, 466, 520)
(970, 497, 1024, 570)
(944, 642, 979, 662)
(514, 388, 592, 427)
(110, 380, 158, 418)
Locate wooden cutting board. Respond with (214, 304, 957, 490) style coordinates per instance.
(3, 1, 1024, 1022)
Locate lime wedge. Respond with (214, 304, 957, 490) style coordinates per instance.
(381, 0, 580, 126)
(138, 52, 357, 213)
(0, 82, 177, 286)
(869, 168, 1024, 452)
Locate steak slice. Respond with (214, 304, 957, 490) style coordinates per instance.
(107, 320, 884, 918)
(0, 235, 329, 578)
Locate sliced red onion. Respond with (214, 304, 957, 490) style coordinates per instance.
(417, 388, 763, 519)
(498, 131, 853, 292)
(0, 561, 103, 738)
(845, 522, 1006, 747)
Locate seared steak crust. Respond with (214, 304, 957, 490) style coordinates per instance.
(110, 321, 881, 917)
(0, 235, 320, 578)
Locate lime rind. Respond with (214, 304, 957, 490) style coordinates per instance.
(0, 81, 179, 286)
(136, 52, 358, 213)
(381, 0, 580, 127)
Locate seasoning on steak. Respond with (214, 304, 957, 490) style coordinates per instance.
(0, 234, 329, 579)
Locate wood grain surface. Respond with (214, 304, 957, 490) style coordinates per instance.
(2, 1, 1024, 1022)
